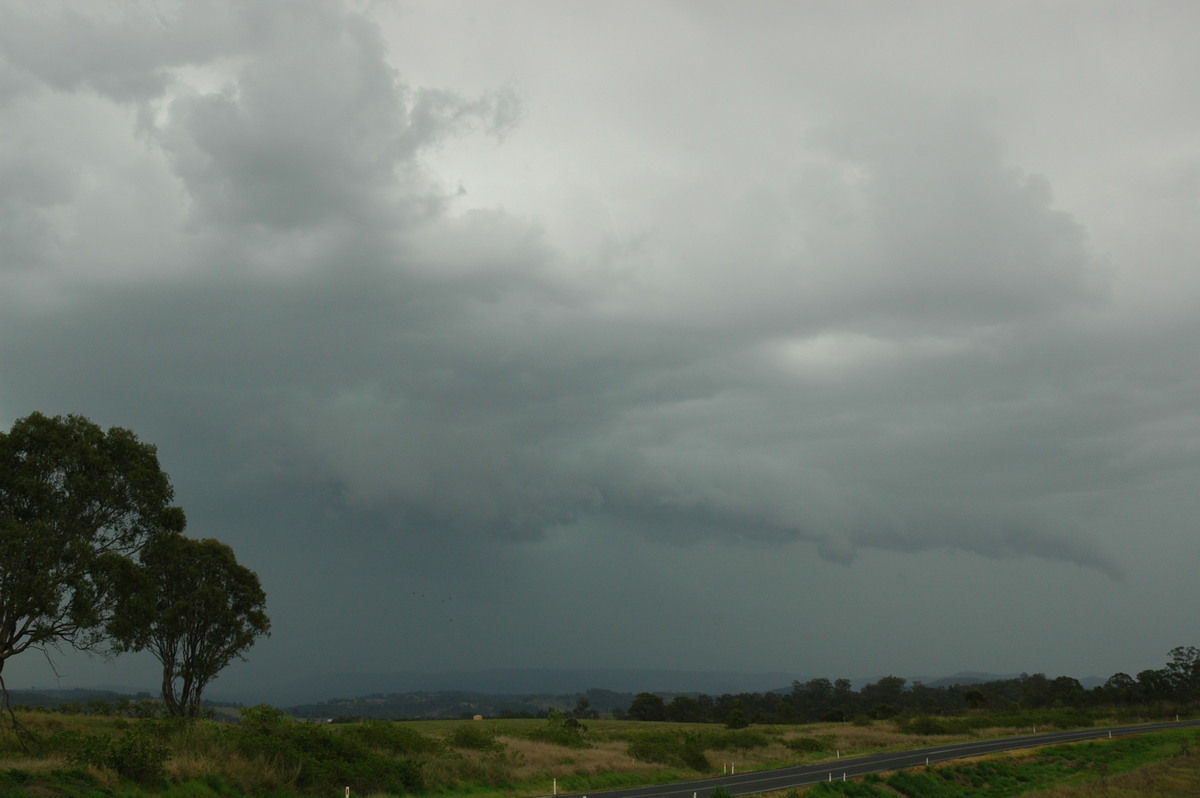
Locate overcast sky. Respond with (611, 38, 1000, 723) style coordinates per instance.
(3, 0, 1199, 698)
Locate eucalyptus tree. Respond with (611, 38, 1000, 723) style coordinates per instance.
(1165, 645, 1200, 699)
(108, 535, 270, 718)
(0, 412, 185, 703)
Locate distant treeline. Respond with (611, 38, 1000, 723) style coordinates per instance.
(290, 646, 1200, 724)
(289, 687, 635, 721)
(21, 647, 1197, 724)
(4, 688, 241, 718)
(620, 645, 1200, 726)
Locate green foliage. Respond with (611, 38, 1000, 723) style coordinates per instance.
(709, 787, 734, 798)
(0, 412, 184, 687)
(806, 783, 893, 796)
(229, 706, 423, 793)
(665, 694, 707, 722)
(86, 699, 114, 716)
(132, 699, 167, 719)
(108, 535, 270, 718)
(342, 720, 441, 756)
(843, 729, 1200, 797)
(57, 728, 171, 784)
(868, 704, 899, 720)
(3, 709, 1200, 798)
(445, 722, 501, 751)
(239, 704, 288, 730)
(626, 730, 709, 771)
(627, 692, 667, 721)
(524, 711, 590, 748)
(0, 767, 101, 797)
(898, 715, 950, 735)
(884, 769, 966, 797)
(785, 735, 833, 753)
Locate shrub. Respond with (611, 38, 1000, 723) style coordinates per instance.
(343, 720, 442, 756)
(785, 736, 832, 753)
(229, 707, 424, 793)
(446, 723, 501, 751)
(900, 715, 950, 735)
(109, 729, 171, 783)
(59, 728, 170, 784)
(525, 711, 590, 749)
(627, 730, 709, 771)
(239, 704, 289, 730)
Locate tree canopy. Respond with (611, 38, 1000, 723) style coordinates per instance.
(108, 535, 270, 717)
(0, 413, 185, 694)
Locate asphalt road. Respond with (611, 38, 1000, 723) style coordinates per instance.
(550, 719, 1200, 798)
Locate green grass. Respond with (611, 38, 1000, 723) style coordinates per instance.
(2, 708, 1197, 798)
(794, 728, 1200, 797)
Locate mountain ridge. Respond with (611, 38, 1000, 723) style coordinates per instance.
(17, 667, 1106, 708)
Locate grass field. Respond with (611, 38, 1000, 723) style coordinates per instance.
(778, 727, 1200, 796)
(1, 708, 1197, 797)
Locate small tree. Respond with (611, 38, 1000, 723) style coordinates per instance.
(724, 705, 749, 729)
(570, 696, 599, 720)
(1165, 646, 1200, 699)
(0, 413, 185, 706)
(627, 692, 666, 722)
(109, 535, 270, 718)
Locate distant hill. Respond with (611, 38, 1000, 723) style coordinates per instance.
(913, 671, 1105, 690)
(4, 687, 150, 709)
(18, 667, 1109, 711)
(918, 671, 1021, 688)
(219, 667, 804, 706)
(289, 686, 639, 721)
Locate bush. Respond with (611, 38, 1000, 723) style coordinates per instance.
(525, 711, 590, 749)
(786, 736, 832, 753)
(229, 707, 424, 793)
(59, 728, 170, 784)
(446, 723, 501, 751)
(627, 730, 709, 771)
(239, 704, 289, 730)
(343, 720, 442, 756)
(900, 715, 950, 735)
(109, 729, 172, 783)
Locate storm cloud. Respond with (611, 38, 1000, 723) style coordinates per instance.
(2, 0, 1198, 692)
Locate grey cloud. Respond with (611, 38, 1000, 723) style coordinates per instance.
(0, 0, 252, 101)
(0, 141, 78, 270)
(156, 6, 517, 231)
(7, 0, 1200, 695)
(570, 97, 1102, 360)
(797, 97, 1103, 336)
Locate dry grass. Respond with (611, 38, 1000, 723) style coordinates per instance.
(715, 740, 796, 772)
(501, 736, 662, 782)
(164, 748, 299, 792)
(786, 721, 952, 757)
(0, 755, 66, 773)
